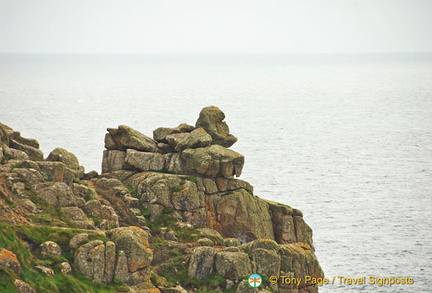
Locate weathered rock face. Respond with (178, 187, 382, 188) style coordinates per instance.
(125, 171, 311, 246)
(206, 189, 274, 243)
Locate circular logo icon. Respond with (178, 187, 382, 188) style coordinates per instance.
(248, 273, 263, 288)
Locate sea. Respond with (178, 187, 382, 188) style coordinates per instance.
(1, 53, 431, 292)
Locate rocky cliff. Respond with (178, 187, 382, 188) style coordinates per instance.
(0, 106, 323, 293)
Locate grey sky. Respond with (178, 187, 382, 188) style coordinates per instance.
(1, 0, 431, 54)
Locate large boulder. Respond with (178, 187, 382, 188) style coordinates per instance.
(180, 145, 244, 177)
(165, 128, 212, 151)
(106, 125, 158, 152)
(195, 106, 237, 148)
(46, 147, 84, 177)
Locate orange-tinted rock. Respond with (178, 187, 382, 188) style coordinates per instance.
(0, 249, 21, 275)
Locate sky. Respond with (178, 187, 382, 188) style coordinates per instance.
(0, 0, 431, 54)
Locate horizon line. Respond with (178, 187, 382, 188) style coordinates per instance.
(1, 51, 432, 56)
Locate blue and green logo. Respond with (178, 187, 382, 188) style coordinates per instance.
(248, 273, 262, 288)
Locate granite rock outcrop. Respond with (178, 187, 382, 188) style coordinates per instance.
(0, 107, 323, 293)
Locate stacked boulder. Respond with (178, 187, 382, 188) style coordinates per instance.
(102, 106, 244, 177)
(102, 106, 313, 246)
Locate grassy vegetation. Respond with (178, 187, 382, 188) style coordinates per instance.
(25, 188, 75, 227)
(84, 194, 95, 202)
(1, 154, 9, 164)
(135, 208, 151, 218)
(149, 168, 176, 174)
(144, 214, 177, 235)
(0, 189, 16, 208)
(185, 175, 198, 184)
(84, 213, 102, 226)
(119, 180, 139, 199)
(0, 223, 122, 293)
(157, 259, 232, 293)
(171, 185, 186, 193)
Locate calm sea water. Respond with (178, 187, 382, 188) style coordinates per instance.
(1, 54, 431, 292)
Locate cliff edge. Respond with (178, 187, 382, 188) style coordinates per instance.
(0, 106, 323, 293)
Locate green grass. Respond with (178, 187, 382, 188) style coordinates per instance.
(0, 189, 16, 208)
(158, 260, 229, 293)
(135, 208, 151, 218)
(1, 154, 9, 164)
(0, 223, 122, 293)
(144, 214, 177, 235)
(149, 168, 176, 174)
(120, 180, 139, 199)
(143, 212, 202, 243)
(23, 184, 77, 228)
(0, 267, 18, 292)
(172, 185, 185, 193)
(84, 213, 102, 226)
(185, 175, 198, 184)
(12, 162, 22, 170)
(84, 194, 95, 202)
